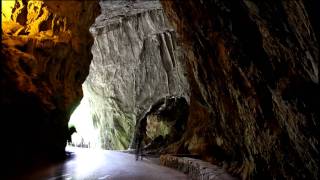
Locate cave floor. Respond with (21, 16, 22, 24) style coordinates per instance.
(14, 147, 187, 180)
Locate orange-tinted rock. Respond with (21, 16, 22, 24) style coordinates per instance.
(0, 0, 100, 176)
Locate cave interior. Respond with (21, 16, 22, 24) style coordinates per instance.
(1, 0, 319, 179)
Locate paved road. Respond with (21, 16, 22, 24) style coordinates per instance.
(16, 147, 188, 180)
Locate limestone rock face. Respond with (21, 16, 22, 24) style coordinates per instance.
(85, 1, 189, 149)
(0, 0, 100, 175)
(160, 0, 319, 179)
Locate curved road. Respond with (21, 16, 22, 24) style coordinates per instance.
(17, 147, 188, 180)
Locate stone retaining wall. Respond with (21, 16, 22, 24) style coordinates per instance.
(160, 155, 237, 180)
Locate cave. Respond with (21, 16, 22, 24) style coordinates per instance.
(1, 0, 319, 179)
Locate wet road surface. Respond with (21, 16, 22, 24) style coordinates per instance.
(15, 147, 188, 180)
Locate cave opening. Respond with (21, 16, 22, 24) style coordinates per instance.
(68, 91, 100, 149)
(67, 0, 190, 151)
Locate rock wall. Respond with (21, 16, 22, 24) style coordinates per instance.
(1, 0, 99, 175)
(85, 0, 189, 149)
(160, 0, 319, 179)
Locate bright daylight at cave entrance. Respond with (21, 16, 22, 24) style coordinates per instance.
(68, 90, 100, 149)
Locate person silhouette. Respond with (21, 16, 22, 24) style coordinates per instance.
(67, 126, 77, 144)
(135, 117, 147, 161)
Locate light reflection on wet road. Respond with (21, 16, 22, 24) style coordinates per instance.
(16, 147, 187, 180)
